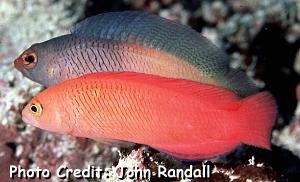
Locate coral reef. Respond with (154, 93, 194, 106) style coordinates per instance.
(0, 0, 299, 181)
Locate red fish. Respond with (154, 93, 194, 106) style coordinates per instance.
(22, 72, 276, 160)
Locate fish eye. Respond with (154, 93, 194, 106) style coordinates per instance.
(22, 53, 37, 69)
(30, 105, 38, 112)
(30, 102, 43, 116)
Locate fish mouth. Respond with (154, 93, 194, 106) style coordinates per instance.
(14, 58, 31, 77)
(21, 110, 38, 128)
(21, 115, 31, 125)
(14, 58, 25, 72)
(21, 114, 33, 125)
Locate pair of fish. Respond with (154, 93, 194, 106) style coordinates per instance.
(15, 11, 276, 160)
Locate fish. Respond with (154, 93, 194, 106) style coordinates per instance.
(22, 72, 276, 160)
(14, 11, 257, 96)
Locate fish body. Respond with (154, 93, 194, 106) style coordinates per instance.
(14, 11, 257, 96)
(22, 72, 276, 160)
(15, 35, 211, 87)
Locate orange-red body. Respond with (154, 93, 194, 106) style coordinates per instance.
(22, 72, 276, 160)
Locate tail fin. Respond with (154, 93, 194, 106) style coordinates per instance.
(237, 92, 277, 150)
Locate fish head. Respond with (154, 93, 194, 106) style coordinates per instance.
(22, 92, 73, 135)
(14, 44, 39, 77)
(14, 41, 63, 87)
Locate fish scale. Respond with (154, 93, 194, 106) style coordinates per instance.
(22, 72, 276, 160)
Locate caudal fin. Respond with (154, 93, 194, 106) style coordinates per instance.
(237, 92, 277, 150)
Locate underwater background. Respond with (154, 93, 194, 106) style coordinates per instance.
(0, 0, 300, 181)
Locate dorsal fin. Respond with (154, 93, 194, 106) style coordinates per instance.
(71, 11, 229, 75)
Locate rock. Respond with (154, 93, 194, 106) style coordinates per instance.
(201, 1, 228, 25)
(227, 0, 260, 12)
